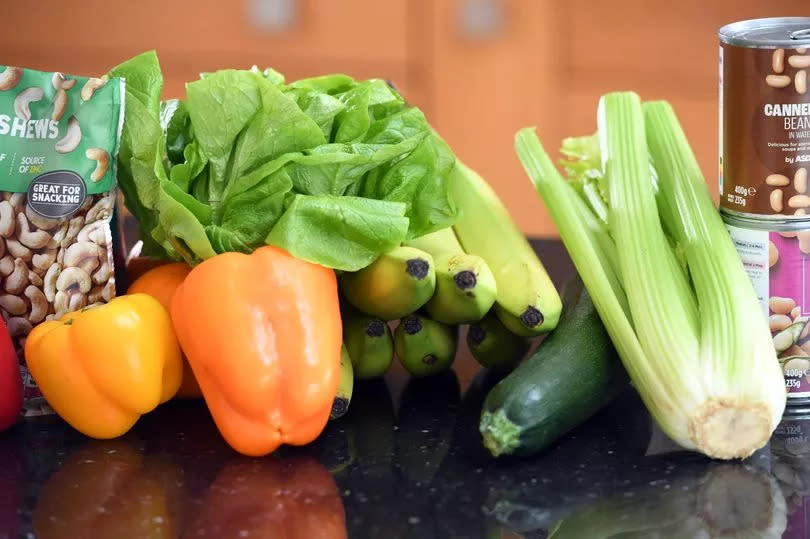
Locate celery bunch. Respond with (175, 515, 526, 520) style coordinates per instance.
(515, 92, 785, 459)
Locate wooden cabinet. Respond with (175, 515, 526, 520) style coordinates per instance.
(427, 0, 810, 236)
(0, 0, 807, 235)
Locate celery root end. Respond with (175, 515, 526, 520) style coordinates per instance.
(690, 399, 772, 460)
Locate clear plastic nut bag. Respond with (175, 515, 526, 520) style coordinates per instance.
(0, 65, 124, 414)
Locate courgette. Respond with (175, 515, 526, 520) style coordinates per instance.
(479, 276, 628, 456)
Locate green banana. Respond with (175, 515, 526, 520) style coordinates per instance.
(343, 312, 394, 379)
(330, 345, 354, 420)
(405, 228, 497, 324)
(340, 246, 436, 320)
(467, 311, 531, 371)
(448, 161, 561, 336)
(394, 314, 457, 377)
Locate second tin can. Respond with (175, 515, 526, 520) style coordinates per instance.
(723, 211, 810, 402)
(719, 17, 810, 218)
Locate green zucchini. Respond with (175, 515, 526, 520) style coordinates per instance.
(479, 276, 628, 456)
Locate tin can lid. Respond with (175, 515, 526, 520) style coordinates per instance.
(720, 209, 810, 231)
(719, 17, 810, 48)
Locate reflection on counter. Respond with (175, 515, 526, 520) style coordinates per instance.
(9, 359, 810, 538)
(186, 457, 346, 538)
(33, 440, 185, 539)
(26, 427, 347, 538)
(547, 460, 784, 538)
(773, 410, 810, 538)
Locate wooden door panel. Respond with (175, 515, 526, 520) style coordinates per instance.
(0, 0, 409, 64)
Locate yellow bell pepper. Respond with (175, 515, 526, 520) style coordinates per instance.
(24, 294, 183, 438)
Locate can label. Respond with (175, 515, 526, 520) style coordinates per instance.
(720, 43, 810, 217)
(726, 222, 810, 396)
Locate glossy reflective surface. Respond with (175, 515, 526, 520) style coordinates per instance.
(0, 241, 803, 538)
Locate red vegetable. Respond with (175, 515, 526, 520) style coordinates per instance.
(0, 319, 21, 431)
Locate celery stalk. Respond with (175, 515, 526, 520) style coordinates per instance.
(643, 101, 785, 455)
(515, 92, 786, 459)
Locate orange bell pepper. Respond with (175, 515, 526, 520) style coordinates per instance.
(185, 457, 347, 539)
(33, 440, 184, 539)
(128, 262, 202, 399)
(171, 246, 342, 456)
(24, 294, 183, 438)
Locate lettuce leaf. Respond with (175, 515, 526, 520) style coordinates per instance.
(266, 195, 409, 270)
(111, 53, 456, 269)
(108, 51, 216, 263)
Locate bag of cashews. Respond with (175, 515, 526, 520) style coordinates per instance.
(0, 64, 125, 415)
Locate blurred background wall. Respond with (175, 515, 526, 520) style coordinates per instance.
(1, 0, 807, 236)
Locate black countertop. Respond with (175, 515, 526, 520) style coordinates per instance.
(0, 240, 806, 538)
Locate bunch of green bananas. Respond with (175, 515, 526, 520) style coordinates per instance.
(330, 162, 561, 418)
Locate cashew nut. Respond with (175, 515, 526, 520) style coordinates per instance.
(5, 258, 28, 294)
(61, 78, 76, 90)
(7, 317, 32, 338)
(92, 261, 110, 285)
(32, 249, 57, 273)
(8, 193, 24, 213)
(56, 247, 64, 266)
(79, 196, 94, 212)
(25, 205, 59, 231)
(87, 284, 104, 304)
(16, 213, 51, 249)
(54, 290, 68, 316)
(52, 88, 67, 121)
(81, 77, 107, 101)
(68, 291, 86, 312)
(61, 215, 84, 247)
(56, 266, 91, 293)
(0, 256, 14, 277)
(85, 197, 112, 224)
(55, 116, 81, 154)
(51, 221, 69, 244)
(28, 272, 42, 288)
(0, 67, 22, 91)
(25, 285, 47, 323)
(0, 201, 14, 238)
(51, 72, 64, 90)
(102, 280, 115, 302)
(84, 148, 110, 183)
(0, 294, 26, 316)
(77, 220, 108, 245)
(14, 87, 44, 121)
(43, 263, 60, 302)
(5, 239, 31, 262)
(63, 241, 100, 273)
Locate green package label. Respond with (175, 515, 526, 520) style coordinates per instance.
(0, 65, 125, 416)
(0, 66, 124, 210)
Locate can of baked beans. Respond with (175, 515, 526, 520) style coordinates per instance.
(719, 18, 810, 218)
(723, 212, 810, 402)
